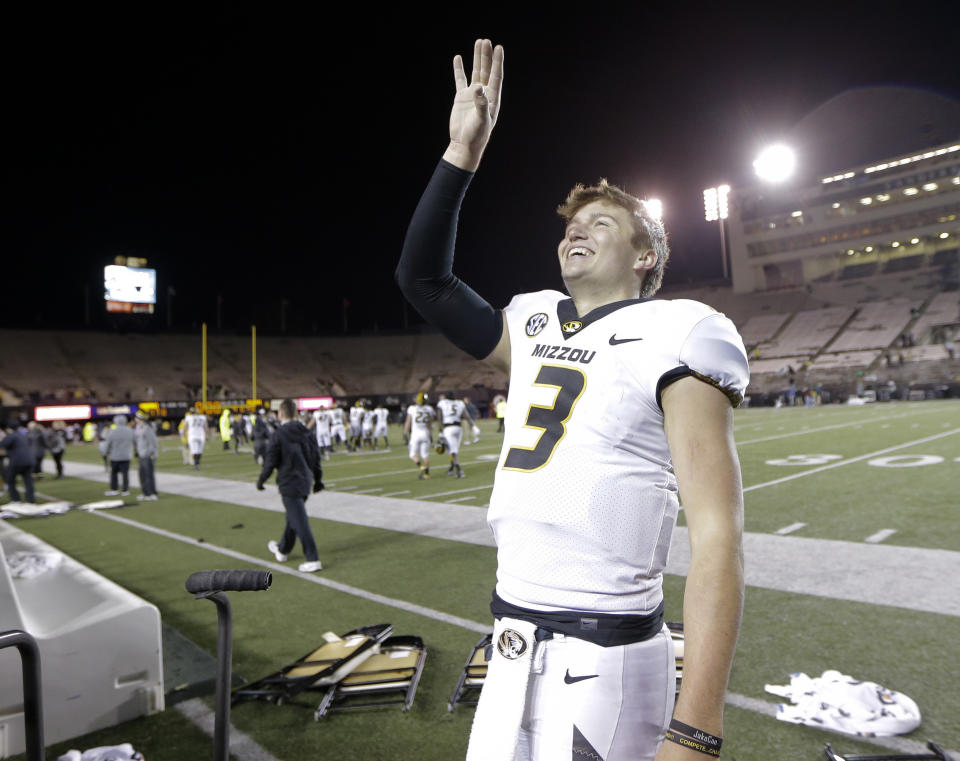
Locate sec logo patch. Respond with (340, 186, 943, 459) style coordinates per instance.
(525, 313, 548, 337)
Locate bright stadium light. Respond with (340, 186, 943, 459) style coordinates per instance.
(753, 144, 796, 183)
(703, 184, 731, 280)
(643, 198, 663, 222)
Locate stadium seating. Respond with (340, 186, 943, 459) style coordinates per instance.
(0, 521, 164, 757)
(755, 306, 854, 358)
(827, 298, 920, 352)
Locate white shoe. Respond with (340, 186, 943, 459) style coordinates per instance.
(104, 490, 120, 496)
(137, 494, 147, 501)
(298, 560, 323, 573)
(121, 491, 130, 496)
(146, 494, 159, 501)
(267, 540, 288, 562)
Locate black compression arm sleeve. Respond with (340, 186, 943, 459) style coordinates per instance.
(396, 159, 503, 360)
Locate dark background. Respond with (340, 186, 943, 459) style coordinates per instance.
(4, 2, 960, 335)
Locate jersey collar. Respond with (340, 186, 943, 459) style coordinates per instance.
(556, 297, 655, 340)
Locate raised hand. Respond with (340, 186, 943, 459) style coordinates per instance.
(443, 39, 504, 172)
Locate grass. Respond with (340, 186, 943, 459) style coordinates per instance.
(4, 402, 960, 760)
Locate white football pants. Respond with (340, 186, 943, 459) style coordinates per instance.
(468, 618, 675, 761)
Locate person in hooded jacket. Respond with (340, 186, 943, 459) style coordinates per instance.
(256, 398, 324, 573)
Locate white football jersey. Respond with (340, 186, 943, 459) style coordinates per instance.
(373, 407, 389, 427)
(437, 398, 466, 426)
(406, 404, 435, 437)
(186, 413, 207, 438)
(489, 290, 748, 615)
(312, 409, 331, 434)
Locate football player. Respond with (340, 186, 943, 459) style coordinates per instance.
(348, 401, 364, 452)
(403, 392, 435, 479)
(372, 403, 390, 450)
(396, 40, 748, 761)
(329, 404, 347, 451)
(311, 406, 332, 460)
(436, 391, 473, 477)
(184, 409, 209, 470)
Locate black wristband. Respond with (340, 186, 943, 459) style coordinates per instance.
(665, 719, 722, 757)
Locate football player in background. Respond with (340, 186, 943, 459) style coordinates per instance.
(372, 402, 390, 450)
(329, 404, 347, 452)
(184, 409, 209, 470)
(403, 392, 435, 479)
(348, 401, 364, 452)
(436, 391, 474, 477)
(310, 405, 333, 460)
(396, 39, 748, 761)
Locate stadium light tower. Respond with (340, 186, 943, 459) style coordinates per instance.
(753, 144, 796, 183)
(703, 184, 731, 280)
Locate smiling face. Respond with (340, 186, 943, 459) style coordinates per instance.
(557, 200, 655, 297)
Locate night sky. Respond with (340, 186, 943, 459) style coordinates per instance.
(5, 2, 959, 335)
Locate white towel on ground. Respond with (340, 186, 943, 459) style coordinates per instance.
(57, 743, 144, 761)
(765, 670, 921, 736)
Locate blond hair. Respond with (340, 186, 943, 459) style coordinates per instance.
(557, 179, 669, 297)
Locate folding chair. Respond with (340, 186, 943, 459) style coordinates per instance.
(232, 623, 393, 706)
(313, 635, 427, 720)
(448, 633, 492, 711)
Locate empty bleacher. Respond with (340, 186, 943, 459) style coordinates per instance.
(755, 306, 853, 358)
(827, 298, 920, 352)
(739, 313, 791, 348)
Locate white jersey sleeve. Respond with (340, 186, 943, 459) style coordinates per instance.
(672, 304, 749, 406)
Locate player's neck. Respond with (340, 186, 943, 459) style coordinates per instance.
(567, 282, 640, 318)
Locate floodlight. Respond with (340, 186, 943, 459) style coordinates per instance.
(753, 144, 796, 183)
(703, 185, 730, 222)
(644, 198, 663, 222)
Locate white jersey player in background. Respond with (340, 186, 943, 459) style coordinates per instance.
(403, 392, 435, 479)
(397, 39, 748, 761)
(184, 410, 209, 470)
(348, 402, 364, 452)
(361, 403, 375, 448)
(329, 405, 347, 451)
(310, 407, 332, 460)
(436, 391, 474, 477)
(372, 404, 390, 450)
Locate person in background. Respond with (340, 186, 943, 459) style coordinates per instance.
(104, 415, 136, 496)
(43, 422, 66, 479)
(252, 408, 272, 466)
(135, 410, 159, 501)
(1, 421, 35, 503)
(257, 399, 324, 573)
(219, 408, 233, 452)
(27, 421, 46, 477)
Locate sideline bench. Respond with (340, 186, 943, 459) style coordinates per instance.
(0, 520, 164, 758)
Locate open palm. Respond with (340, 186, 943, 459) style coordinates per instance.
(446, 39, 504, 170)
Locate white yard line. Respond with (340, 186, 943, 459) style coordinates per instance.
(424, 484, 494, 499)
(175, 698, 280, 761)
(88, 509, 491, 634)
(380, 490, 411, 498)
(773, 522, 806, 535)
(743, 427, 960, 492)
(865, 529, 898, 544)
(736, 408, 950, 446)
(446, 496, 476, 503)
(351, 487, 383, 494)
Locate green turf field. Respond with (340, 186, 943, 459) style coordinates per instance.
(4, 401, 959, 760)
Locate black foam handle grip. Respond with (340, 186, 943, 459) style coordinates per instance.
(185, 569, 272, 594)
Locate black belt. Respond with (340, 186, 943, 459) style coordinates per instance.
(443, 421, 461, 427)
(490, 590, 665, 647)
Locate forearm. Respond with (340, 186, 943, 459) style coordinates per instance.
(395, 160, 502, 360)
(673, 528, 743, 735)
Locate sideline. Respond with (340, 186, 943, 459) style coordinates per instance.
(175, 698, 280, 761)
(51, 460, 960, 617)
(86, 509, 956, 759)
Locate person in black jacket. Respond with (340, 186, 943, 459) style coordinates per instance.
(256, 399, 324, 573)
(1, 422, 36, 503)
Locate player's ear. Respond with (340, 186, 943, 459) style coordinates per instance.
(634, 249, 657, 274)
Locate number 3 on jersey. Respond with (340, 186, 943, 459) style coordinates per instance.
(503, 364, 586, 472)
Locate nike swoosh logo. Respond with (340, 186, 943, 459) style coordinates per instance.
(564, 669, 599, 684)
(609, 335, 643, 345)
